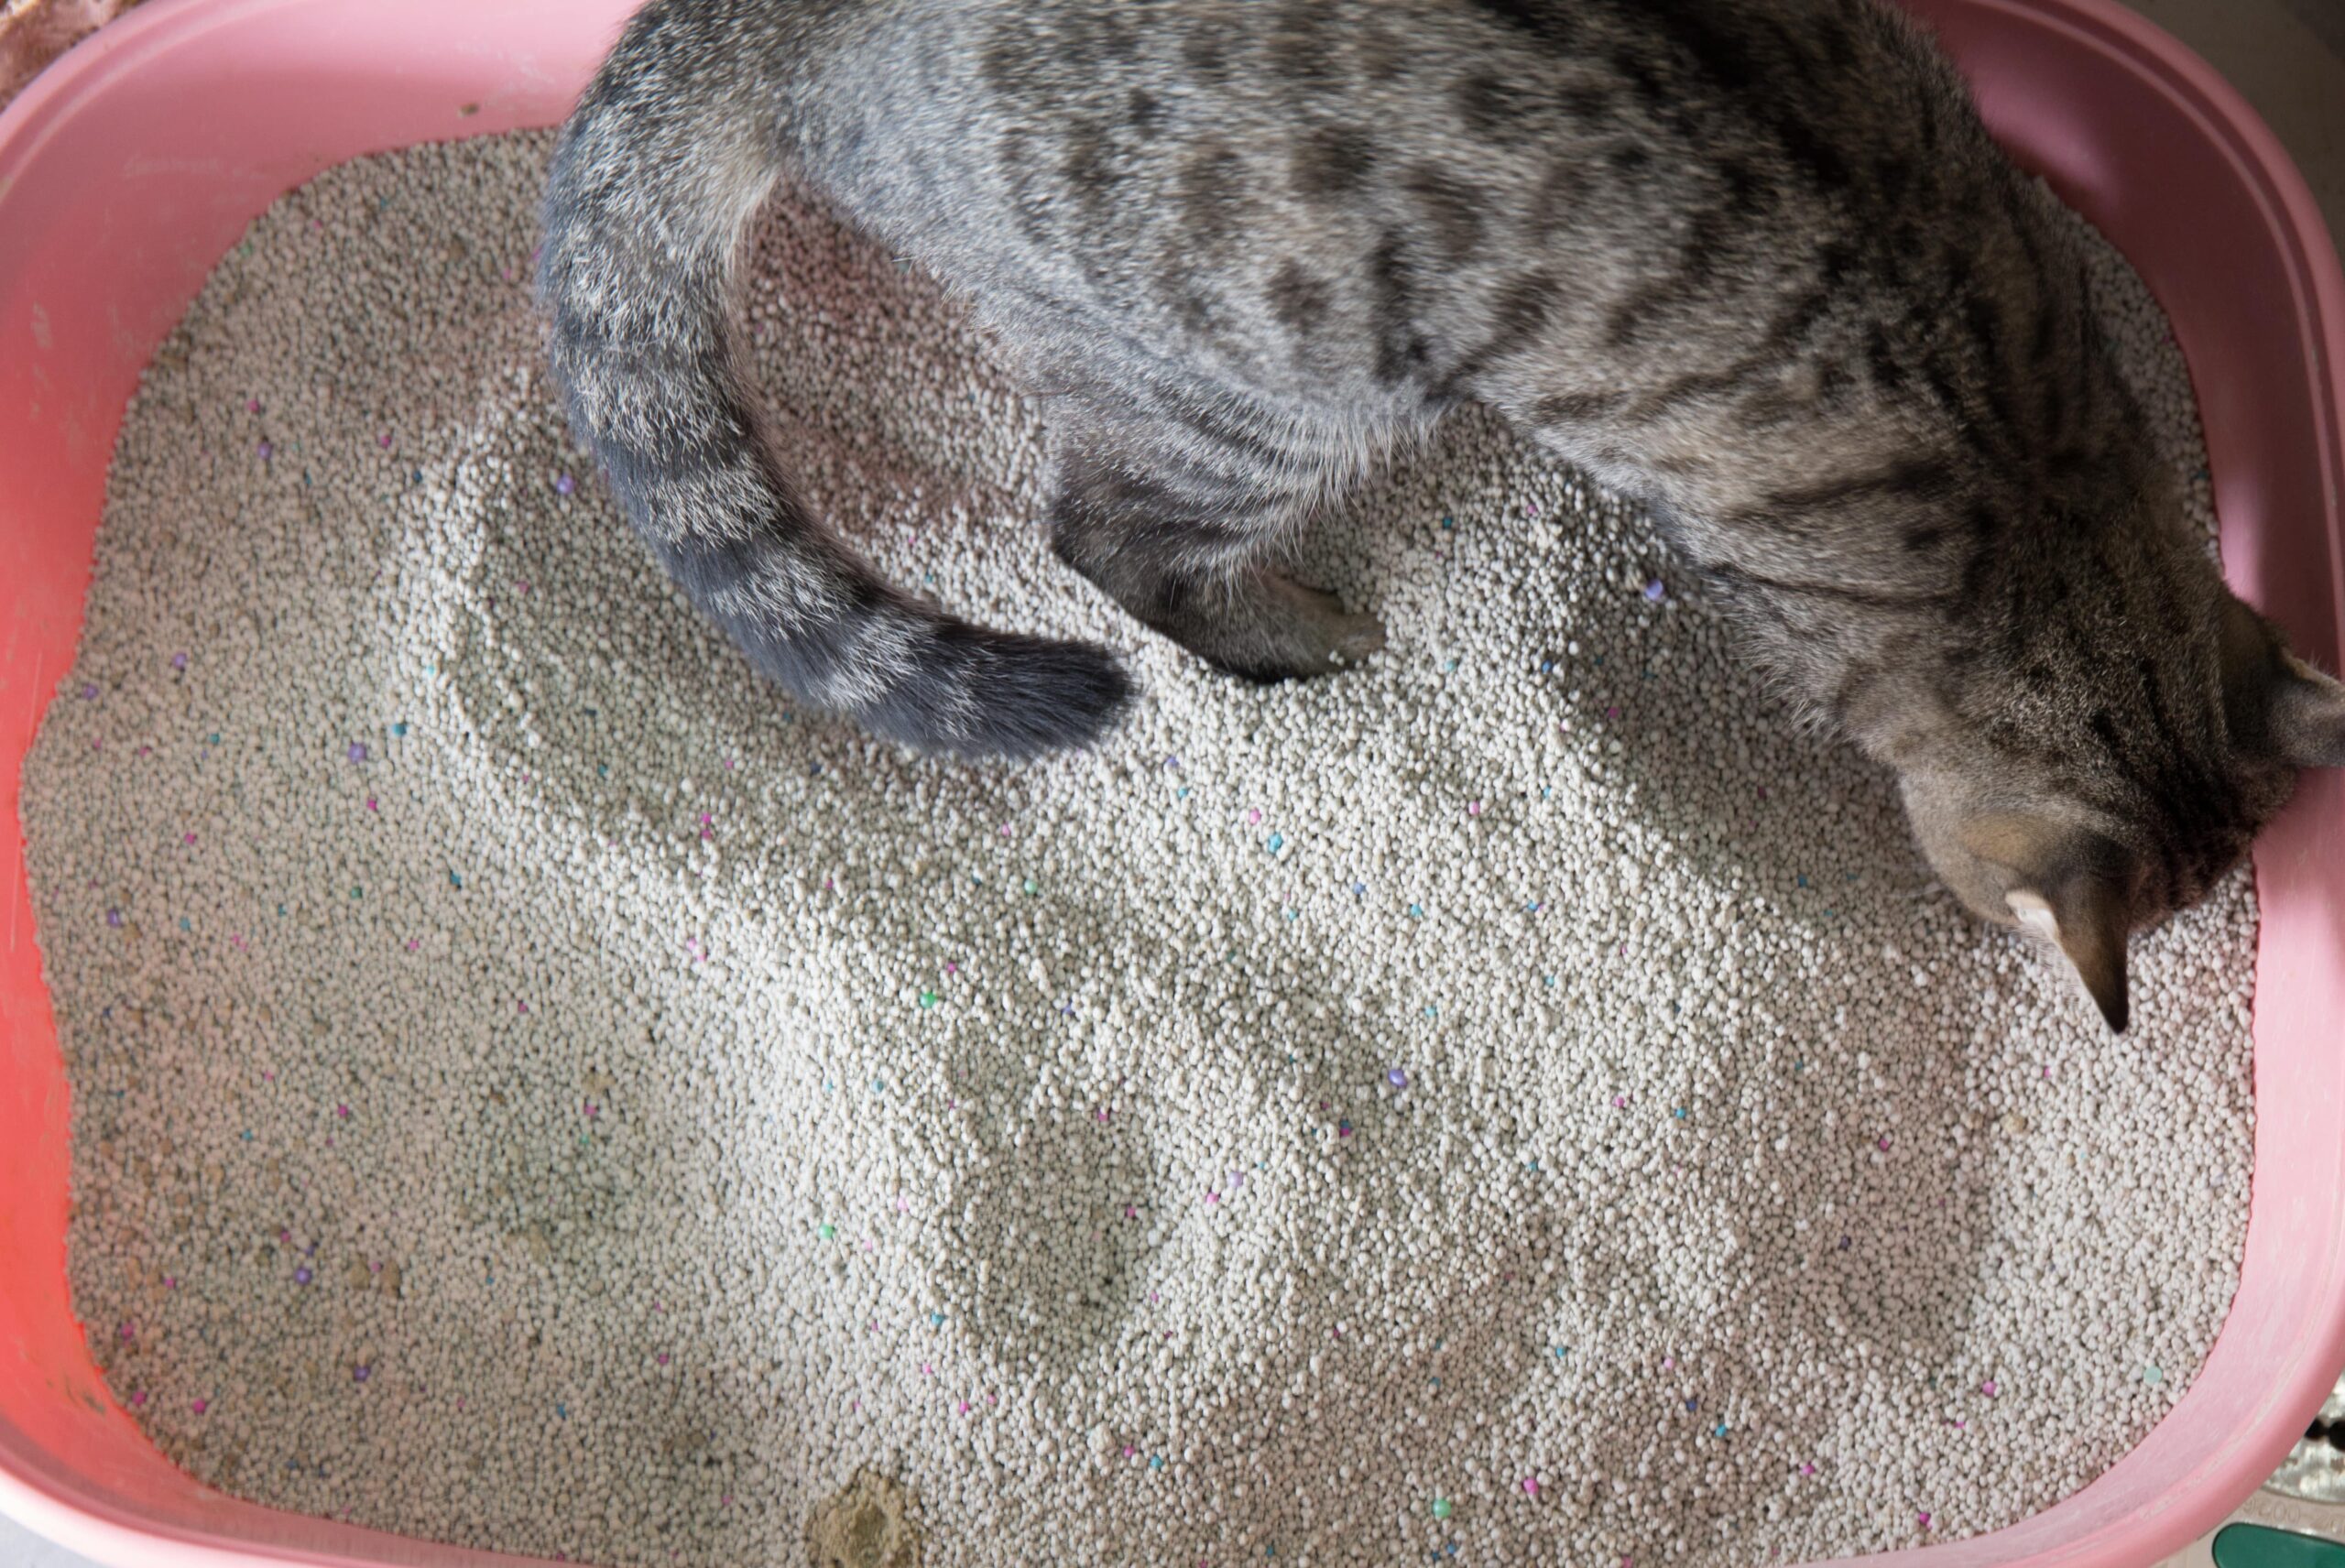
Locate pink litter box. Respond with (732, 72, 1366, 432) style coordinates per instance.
(2, 0, 2341, 1563)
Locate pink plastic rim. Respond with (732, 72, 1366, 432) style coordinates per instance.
(2, 1, 2341, 1566)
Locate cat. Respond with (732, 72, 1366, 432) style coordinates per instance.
(536, 0, 2345, 1032)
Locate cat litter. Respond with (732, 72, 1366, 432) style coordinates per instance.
(23, 130, 2253, 1567)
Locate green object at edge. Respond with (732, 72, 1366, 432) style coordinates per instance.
(2213, 1524, 2345, 1568)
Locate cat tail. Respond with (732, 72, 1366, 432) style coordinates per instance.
(534, 13, 1132, 762)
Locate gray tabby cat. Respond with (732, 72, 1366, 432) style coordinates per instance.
(538, 0, 2345, 1030)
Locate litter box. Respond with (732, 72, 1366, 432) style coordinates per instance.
(1, 0, 2341, 1563)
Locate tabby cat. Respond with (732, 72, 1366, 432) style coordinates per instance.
(537, 0, 2345, 1030)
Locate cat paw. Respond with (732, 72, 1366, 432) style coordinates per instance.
(1204, 579, 1385, 684)
(1315, 599, 1387, 669)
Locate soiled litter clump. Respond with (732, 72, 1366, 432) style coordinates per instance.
(808, 1471, 924, 1568)
(25, 130, 2253, 1567)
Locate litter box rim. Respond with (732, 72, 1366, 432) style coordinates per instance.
(0, 0, 2340, 1565)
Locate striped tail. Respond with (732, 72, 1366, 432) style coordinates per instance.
(535, 3, 1131, 761)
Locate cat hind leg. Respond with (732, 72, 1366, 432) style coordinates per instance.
(1045, 397, 1386, 682)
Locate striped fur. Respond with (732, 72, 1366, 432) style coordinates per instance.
(540, 0, 2345, 1022)
(539, 0, 1130, 759)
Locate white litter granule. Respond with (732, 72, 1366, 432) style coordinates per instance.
(24, 130, 2255, 1568)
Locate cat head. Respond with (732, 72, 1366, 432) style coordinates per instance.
(1899, 591, 2345, 1032)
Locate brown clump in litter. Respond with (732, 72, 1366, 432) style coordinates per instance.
(806, 1471, 922, 1568)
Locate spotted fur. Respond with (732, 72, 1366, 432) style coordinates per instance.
(539, 0, 2345, 1022)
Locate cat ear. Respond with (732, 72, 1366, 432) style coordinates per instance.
(2270, 654, 2345, 768)
(2004, 880, 2131, 1034)
(1963, 815, 2135, 1032)
(2219, 590, 2345, 767)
